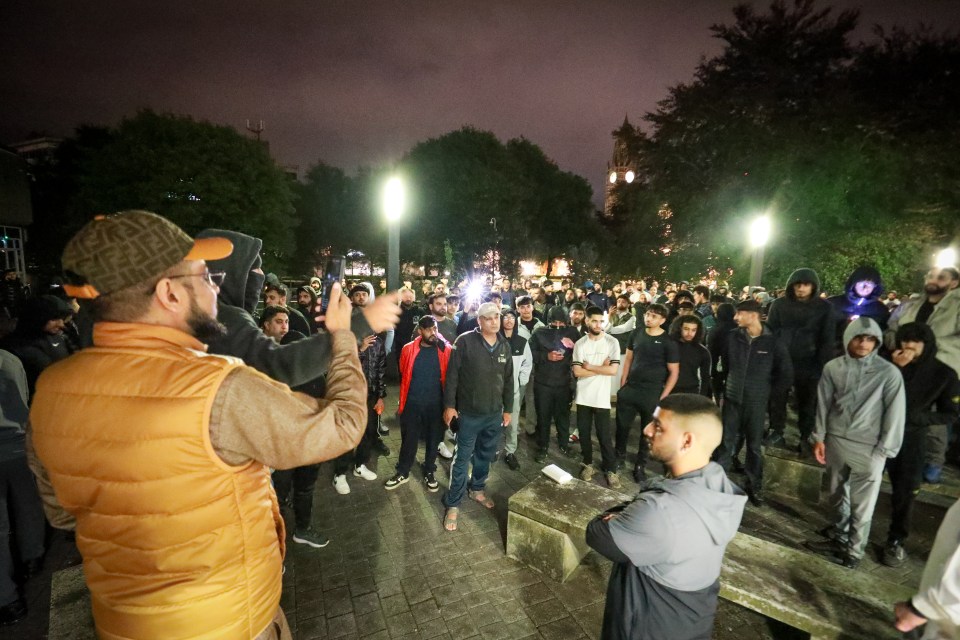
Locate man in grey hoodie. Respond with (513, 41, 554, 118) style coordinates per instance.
(805, 317, 906, 568)
(586, 394, 747, 640)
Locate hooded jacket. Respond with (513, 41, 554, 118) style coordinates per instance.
(890, 323, 960, 433)
(827, 266, 889, 353)
(887, 286, 960, 377)
(5, 295, 76, 395)
(295, 285, 320, 334)
(765, 268, 834, 376)
(197, 229, 372, 387)
(813, 317, 906, 457)
(586, 462, 747, 640)
(529, 322, 580, 388)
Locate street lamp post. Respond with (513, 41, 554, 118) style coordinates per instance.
(748, 215, 771, 289)
(383, 176, 404, 292)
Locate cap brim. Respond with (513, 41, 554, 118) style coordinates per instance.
(185, 237, 233, 261)
(63, 284, 100, 299)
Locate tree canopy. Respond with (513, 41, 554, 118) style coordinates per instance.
(73, 110, 297, 269)
(612, 0, 960, 293)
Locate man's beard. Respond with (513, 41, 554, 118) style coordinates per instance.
(925, 283, 946, 296)
(588, 326, 602, 336)
(188, 297, 228, 343)
(421, 334, 437, 346)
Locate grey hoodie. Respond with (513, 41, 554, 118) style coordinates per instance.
(607, 462, 746, 590)
(586, 462, 746, 640)
(812, 317, 906, 457)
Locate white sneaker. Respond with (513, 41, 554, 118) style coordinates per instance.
(437, 442, 454, 460)
(354, 464, 378, 481)
(332, 474, 350, 495)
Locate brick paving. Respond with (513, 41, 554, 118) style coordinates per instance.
(13, 385, 955, 639)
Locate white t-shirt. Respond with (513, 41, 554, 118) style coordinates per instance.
(572, 333, 621, 409)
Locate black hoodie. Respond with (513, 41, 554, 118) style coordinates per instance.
(765, 267, 834, 376)
(891, 323, 960, 433)
(827, 266, 889, 354)
(5, 295, 76, 395)
(197, 229, 372, 387)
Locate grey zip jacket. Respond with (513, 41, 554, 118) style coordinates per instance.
(812, 317, 906, 457)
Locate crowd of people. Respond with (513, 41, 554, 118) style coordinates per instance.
(0, 210, 957, 638)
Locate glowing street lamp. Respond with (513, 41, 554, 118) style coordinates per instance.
(383, 176, 405, 291)
(748, 215, 771, 288)
(936, 247, 957, 269)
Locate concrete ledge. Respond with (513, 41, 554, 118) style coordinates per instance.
(48, 564, 95, 640)
(721, 532, 913, 640)
(764, 448, 824, 504)
(764, 446, 959, 510)
(507, 476, 629, 582)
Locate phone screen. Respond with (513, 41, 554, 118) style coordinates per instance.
(321, 256, 346, 312)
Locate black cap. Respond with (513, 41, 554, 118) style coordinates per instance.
(736, 299, 762, 313)
(548, 306, 567, 323)
(417, 315, 438, 329)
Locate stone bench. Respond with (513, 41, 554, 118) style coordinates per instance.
(763, 446, 959, 509)
(721, 532, 914, 640)
(506, 475, 630, 582)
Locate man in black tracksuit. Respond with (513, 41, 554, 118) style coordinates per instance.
(529, 306, 580, 463)
(616, 303, 679, 481)
(764, 267, 833, 453)
(716, 299, 793, 506)
(883, 322, 960, 567)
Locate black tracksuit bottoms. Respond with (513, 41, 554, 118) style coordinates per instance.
(396, 401, 444, 477)
(719, 400, 766, 491)
(535, 383, 572, 451)
(615, 384, 661, 469)
(578, 405, 615, 472)
(273, 464, 321, 531)
(886, 427, 927, 543)
(335, 394, 382, 474)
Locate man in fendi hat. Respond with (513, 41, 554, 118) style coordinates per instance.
(28, 211, 367, 639)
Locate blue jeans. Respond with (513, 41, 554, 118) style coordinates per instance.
(443, 412, 502, 508)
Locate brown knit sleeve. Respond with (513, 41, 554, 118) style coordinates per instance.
(210, 330, 367, 469)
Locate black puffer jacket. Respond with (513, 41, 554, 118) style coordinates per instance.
(719, 326, 793, 406)
(765, 268, 834, 376)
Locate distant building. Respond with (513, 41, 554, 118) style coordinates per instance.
(603, 116, 640, 219)
(9, 136, 63, 167)
(0, 148, 33, 278)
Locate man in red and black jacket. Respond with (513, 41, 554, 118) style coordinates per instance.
(385, 315, 452, 492)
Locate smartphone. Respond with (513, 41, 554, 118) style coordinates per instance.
(320, 256, 346, 313)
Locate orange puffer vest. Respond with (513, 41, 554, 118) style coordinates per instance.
(31, 323, 284, 640)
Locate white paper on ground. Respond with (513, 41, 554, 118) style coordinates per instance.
(542, 464, 573, 484)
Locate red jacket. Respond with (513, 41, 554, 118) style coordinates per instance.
(398, 337, 451, 415)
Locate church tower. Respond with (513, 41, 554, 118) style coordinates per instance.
(603, 115, 639, 218)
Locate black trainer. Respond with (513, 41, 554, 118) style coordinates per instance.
(423, 472, 439, 492)
(292, 528, 330, 549)
(384, 474, 409, 490)
(882, 540, 906, 567)
(0, 598, 26, 626)
(534, 449, 548, 463)
(504, 453, 519, 470)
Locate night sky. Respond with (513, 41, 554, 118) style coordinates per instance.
(3, 1, 958, 206)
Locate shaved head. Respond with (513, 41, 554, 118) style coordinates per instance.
(644, 394, 722, 473)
